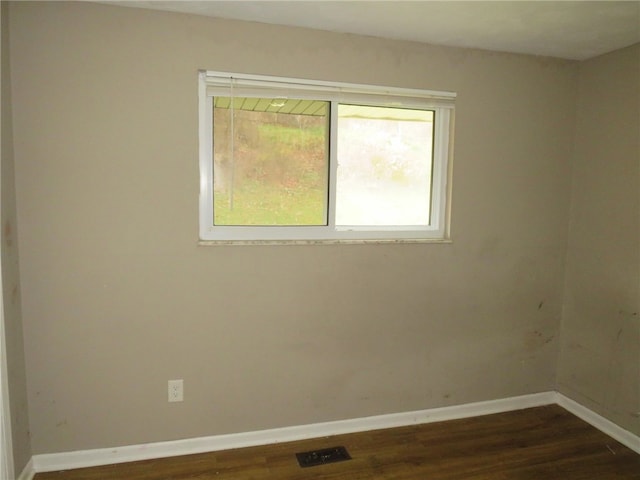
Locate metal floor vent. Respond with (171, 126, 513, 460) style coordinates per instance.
(296, 446, 352, 468)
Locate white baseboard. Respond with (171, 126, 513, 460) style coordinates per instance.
(29, 391, 640, 474)
(16, 459, 34, 480)
(555, 392, 640, 454)
(32, 391, 555, 473)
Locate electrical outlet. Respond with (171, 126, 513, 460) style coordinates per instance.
(168, 379, 183, 402)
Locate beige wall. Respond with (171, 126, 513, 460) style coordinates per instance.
(557, 44, 640, 435)
(1, 1, 32, 472)
(9, 2, 578, 454)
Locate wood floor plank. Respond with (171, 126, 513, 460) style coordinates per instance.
(34, 405, 639, 479)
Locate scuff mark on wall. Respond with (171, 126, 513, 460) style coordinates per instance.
(11, 283, 18, 305)
(615, 328, 623, 342)
(4, 219, 12, 247)
(523, 330, 554, 353)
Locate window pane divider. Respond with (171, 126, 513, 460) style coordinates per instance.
(327, 102, 338, 229)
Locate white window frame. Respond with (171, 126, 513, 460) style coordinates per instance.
(198, 71, 455, 243)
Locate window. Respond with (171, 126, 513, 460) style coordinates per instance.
(199, 71, 455, 242)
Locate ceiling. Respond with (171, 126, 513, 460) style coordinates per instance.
(105, 1, 640, 60)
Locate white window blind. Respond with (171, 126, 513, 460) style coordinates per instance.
(203, 71, 456, 110)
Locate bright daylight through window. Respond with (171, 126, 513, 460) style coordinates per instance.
(199, 72, 455, 242)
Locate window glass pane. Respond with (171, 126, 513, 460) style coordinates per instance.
(336, 105, 434, 227)
(213, 98, 329, 226)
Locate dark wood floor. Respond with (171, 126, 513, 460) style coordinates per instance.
(35, 405, 639, 479)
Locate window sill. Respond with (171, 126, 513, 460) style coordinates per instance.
(198, 238, 452, 247)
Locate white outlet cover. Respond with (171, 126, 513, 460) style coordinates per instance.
(168, 379, 183, 402)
